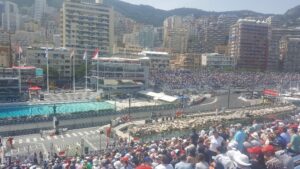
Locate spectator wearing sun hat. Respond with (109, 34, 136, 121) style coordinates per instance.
(232, 152, 252, 169)
(211, 146, 236, 169)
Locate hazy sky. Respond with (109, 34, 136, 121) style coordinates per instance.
(121, 0, 300, 14)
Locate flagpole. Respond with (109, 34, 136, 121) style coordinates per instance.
(85, 54, 87, 91)
(73, 50, 75, 93)
(97, 59, 99, 92)
(18, 49, 21, 93)
(46, 46, 49, 93)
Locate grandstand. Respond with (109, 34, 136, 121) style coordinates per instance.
(0, 67, 43, 102)
(91, 57, 149, 95)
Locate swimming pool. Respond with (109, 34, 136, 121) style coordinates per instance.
(0, 102, 114, 119)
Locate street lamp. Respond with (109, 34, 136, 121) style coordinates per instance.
(52, 104, 59, 135)
(128, 94, 132, 118)
(228, 87, 231, 109)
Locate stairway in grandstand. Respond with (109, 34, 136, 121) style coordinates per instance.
(44, 92, 100, 102)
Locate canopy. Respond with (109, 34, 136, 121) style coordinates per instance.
(29, 86, 41, 91)
(13, 66, 36, 70)
(138, 90, 178, 103)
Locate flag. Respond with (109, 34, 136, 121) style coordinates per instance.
(106, 126, 111, 137)
(18, 46, 23, 55)
(58, 150, 66, 157)
(16, 45, 23, 60)
(44, 48, 48, 58)
(83, 49, 87, 60)
(70, 49, 75, 58)
(92, 48, 99, 59)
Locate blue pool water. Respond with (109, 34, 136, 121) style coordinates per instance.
(0, 102, 114, 119)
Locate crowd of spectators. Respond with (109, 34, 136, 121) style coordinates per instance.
(150, 70, 300, 90)
(6, 113, 300, 169)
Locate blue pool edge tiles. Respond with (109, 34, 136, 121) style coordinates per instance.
(0, 101, 114, 119)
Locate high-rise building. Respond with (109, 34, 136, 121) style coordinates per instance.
(114, 12, 136, 46)
(268, 28, 300, 71)
(0, 1, 19, 32)
(279, 36, 300, 72)
(0, 32, 10, 68)
(34, 0, 47, 23)
(138, 25, 155, 49)
(266, 16, 282, 28)
(26, 47, 72, 79)
(153, 27, 163, 48)
(163, 16, 188, 53)
(217, 15, 238, 29)
(201, 53, 234, 68)
(171, 53, 202, 70)
(122, 25, 155, 49)
(53, 34, 61, 48)
(186, 15, 236, 54)
(203, 22, 228, 53)
(139, 51, 170, 71)
(60, 0, 114, 58)
(228, 19, 269, 71)
(123, 32, 139, 47)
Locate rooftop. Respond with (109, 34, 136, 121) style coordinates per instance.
(139, 51, 169, 56)
(92, 57, 141, 63)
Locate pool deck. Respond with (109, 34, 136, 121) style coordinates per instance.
(0, 100, 111, 107)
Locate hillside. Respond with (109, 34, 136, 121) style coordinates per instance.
(103, 0, 267, 26)
(6, 0, 300, 26)
(8, 0, 63, 8)
(285, 5, 300, 19)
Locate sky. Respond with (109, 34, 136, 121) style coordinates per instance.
(121, 0, 300, 14)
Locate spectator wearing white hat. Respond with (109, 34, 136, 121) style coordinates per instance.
(232, 152, 252, 169)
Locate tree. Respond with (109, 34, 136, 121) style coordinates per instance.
(42, 66, 59, 80)
(75, 63, 88, 80)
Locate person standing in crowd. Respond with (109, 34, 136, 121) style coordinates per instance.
(136, 157, 153, 169)
(273, 130, 287, 149)
(271, 140, 294, 169)
(155, 154, 174, 169)
(232, 152, 252, 169)
(195, 153, 209, 169)
(262, 145, 284, 169)
(247, 146, 266, 169)
(33, 152, 38, 165)
(218, 125, 230, 142)
(205, 130, 224, 162)
(211, 146, 236, 169)
(190, 129, 199, 147)
(174, 155, 193, 169)
(280, 127, 290, 144)
(39, 151, 43, 165)
(287, 126, 300, 154)
(233, 124, 246, 152)
(120, 156, 134, 169)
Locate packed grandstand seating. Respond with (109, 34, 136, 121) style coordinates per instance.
(150, 70, 300, 91)
(2, 110, 300, 169)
